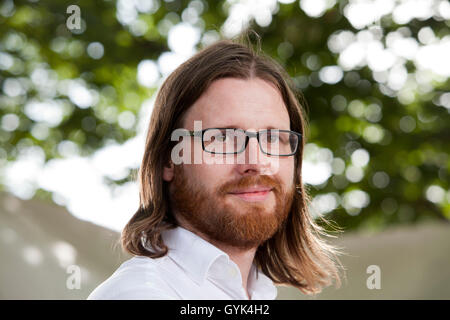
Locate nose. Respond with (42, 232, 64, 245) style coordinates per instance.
(235, 131, 271, 175)
(246, 134, 261, 162)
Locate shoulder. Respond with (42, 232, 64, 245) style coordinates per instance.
(87, 256, 178, 300)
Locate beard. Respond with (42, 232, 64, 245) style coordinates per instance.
(168, 165, 294, 250)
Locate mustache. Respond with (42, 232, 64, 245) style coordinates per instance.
(218, 175, 282, 195)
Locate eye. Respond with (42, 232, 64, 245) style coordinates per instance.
(215, 133, 227, 142)
(266, 131, 279, 143)
(213, 129, 234, 142)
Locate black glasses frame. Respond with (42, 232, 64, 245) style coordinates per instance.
(180, 128, 302, 156)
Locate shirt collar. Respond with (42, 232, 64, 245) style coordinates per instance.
(162, 226, 229, 285)
(161, 226, 277, 299)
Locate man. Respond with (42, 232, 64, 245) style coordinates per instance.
(88, 38, 342, 300)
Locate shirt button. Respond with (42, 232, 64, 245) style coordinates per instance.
(229, 267, 238, 277)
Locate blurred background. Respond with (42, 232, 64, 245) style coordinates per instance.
(0, 0, 449, 299)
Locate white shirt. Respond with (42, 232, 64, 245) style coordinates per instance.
(87, 226, 277, 300)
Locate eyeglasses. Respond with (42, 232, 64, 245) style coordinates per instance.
(179, 128, 302, 156)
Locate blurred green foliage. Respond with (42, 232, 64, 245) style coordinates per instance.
(0, 0, 449, 232)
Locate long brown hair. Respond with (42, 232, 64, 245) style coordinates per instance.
(121, 35, 344, 295)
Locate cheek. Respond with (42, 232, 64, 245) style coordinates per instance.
(189, 163, 231, 190)
(279, 158, 295, 188)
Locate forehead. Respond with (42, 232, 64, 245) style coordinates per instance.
(182, 77, 291, 130)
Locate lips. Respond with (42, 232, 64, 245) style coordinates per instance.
(229, 187, 273, 194)
(228, 186, 273, 202)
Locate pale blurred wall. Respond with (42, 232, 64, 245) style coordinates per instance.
(1, 192, 449, 299)
(278, 219, 450, 299)
(0, 192, 130, 299)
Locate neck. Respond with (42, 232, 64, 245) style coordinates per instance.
(176, 220, 257, 299)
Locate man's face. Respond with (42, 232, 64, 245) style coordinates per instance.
(164, 77, 296, 249)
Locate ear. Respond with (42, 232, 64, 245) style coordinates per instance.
(162, 160, 174, 182)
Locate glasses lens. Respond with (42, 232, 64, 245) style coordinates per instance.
(203, 128, 246, 154)
(259, 130, 298, 155)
